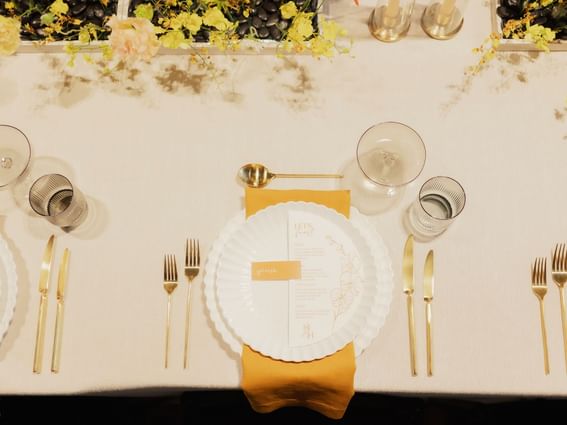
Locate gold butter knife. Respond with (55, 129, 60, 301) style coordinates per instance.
(51, 248, 70, 373)
(424, 250, 434, 377)
(403, 234, 417, 376)
(33, 235, 55, 374)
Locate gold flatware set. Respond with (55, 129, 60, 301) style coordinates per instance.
(402, 234, 434, 377)
(52, 248, 70, 373)
(238, 163, 343, 188)
(163, 254, 178, 369)
(532, 243, 567, 374)
(402, 235, 417, 376)
(423, 250, 434, 377)
(531, 257, 549, 375)
(184, 239, 200, 370)
(32, 235, 54, 374)
(33, 235, 71, 374)
(551, 244, 567, 373)
(162, 239, 201, 369)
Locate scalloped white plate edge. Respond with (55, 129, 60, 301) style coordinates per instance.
(203, 202, 394, 359)
(215, 202, 378, 362)
(0, 234, 18, 345)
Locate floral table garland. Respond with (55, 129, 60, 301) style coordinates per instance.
(473, 0, 566, 72)
(0, 0, 349, 62)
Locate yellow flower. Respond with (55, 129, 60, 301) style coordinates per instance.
(40, 13, 56, 25)
(78, 27, 91, 43)
(209, 30, 229, 51)
(134, 3, 154, 20)
(171, 12, 202, 33)
(4, 2, 15, 11)
(49, 0, 69, 16)
(64, 43, 78, 66)
(159, 30, 187, 48)
(280, 1, 298, 19)
(320, 18, 347, 42)
(287, 12, 313, 43)
(50, 21, 63, 33)
(203, 7, 232, 31)
(101, 44, 113, 60)
(525, 23, 556, 52)
(310, 36, 333, 57)
(0, 16, 20, 56)
(169, 15, 183, 30)
(182, 13, 202, 34)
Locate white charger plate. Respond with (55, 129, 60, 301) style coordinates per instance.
(204, 202, 393, 361)
(216, 202, 377, 362)
(0, 234, 17, 346)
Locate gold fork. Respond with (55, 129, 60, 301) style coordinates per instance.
(163, 254, 178, 369)
(531, 257, 550, 375)
(183, 239, 200, 369)
(552, 243, 567, 373)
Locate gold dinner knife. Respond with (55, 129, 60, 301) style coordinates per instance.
(51, 248, 70, 373)
(424, 250, 434, 377)
(33, 235, 55, 374)
(403, 234, 417, 376)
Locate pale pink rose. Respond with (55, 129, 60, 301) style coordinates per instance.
(108, 17, 160, 62)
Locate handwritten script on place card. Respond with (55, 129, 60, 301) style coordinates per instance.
(287, 210, 364, 348)
(251, 261, 302, 281)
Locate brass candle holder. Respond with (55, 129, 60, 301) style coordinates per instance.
(421, 0, 467, 40)
(368, 0, 415, 43)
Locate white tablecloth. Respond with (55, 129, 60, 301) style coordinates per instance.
(1, 0, 567, 396)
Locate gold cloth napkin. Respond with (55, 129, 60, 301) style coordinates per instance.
(241, 187, 355, 420)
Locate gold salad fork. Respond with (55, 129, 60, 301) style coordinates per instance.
(552, 243, 567, 373)
(183, 239, 200, 369)
(531, 257, 549, 375)
(163, 254, 178, 369)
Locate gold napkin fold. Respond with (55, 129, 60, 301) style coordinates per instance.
(241, 187, 355, 420)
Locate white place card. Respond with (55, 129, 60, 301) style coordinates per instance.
(287, 210, 364, 348)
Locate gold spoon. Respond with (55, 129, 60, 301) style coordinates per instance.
(238, 163, 343, 188)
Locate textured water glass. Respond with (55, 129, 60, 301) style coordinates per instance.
(342, 122, 426, 215)
(407, 176, 466, 240)
(29, 174, 88, 230)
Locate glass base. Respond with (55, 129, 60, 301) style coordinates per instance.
(368, 7, 410, 43)
(0, 125, 31, 188)
(404, 207, 442, 242)
(341, 159, 405, 215)
(421, 3, 464, 40)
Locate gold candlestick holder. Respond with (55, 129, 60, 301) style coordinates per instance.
(368, 0, 415, 43)
(421, 0, 467, 40)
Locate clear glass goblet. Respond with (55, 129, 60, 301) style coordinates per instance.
(342, 122, 426, 215)
(0, 125, 31, 188)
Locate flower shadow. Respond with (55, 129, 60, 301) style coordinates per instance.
(33, 55, 151, 108)
(31, 53, 248, 106)
(268, 57, 318, 111)
(441, 51, 540, 113)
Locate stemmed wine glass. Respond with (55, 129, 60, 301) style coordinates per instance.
(0, 125, 31, 189)
(342, 122, 426, 215)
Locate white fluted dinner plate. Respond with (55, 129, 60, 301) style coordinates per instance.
(0, 234, 17, 346)
(204, 202, 393, 362)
